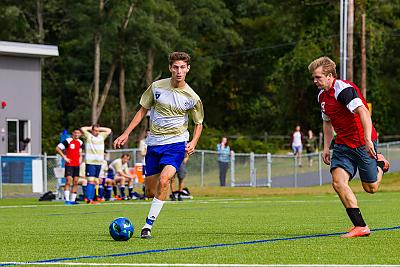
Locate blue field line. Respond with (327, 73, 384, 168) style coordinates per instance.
(1, 226, 399, 267)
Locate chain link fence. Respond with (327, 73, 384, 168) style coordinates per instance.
(1, 141, 400, 198)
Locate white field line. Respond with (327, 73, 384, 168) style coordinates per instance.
(1, 263, 400, 267)
(0, 198, 383, 209)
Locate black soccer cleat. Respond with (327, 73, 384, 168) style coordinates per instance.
(140, 228, 152, 239)
(178, 192, 183, 201)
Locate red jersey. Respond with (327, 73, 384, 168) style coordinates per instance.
(318, 79, 377, 148)
(57, 138, 83, 166)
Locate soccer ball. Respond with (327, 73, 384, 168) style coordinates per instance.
(109, 217, 134, 241)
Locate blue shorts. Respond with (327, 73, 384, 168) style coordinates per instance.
(145, 142, 186, 176)
(292, 145, 302, 155)
(330, 142, 378, 183)
(86, 164, 101, 178)
(106, 169, 115, 180)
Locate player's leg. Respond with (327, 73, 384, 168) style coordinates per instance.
(358, 144, 390, 194)
(331, 144, 370, 237)
(170, 175, 176, 201)
(331, 167, 370, 237)
(98, 177, 104, 201)
(64, 166, 73, 202)
(128, 176, 138, 199)
(70, 175, 79, 203)
(64, 176, 72, 202)
(104, 178, 113, 201)
(141, 142, 185, 238)
(115, 176, 127, 199)
(141, 165, 176, 238)
(78, 177, 87, 201)
(331, 167, 358, 208)
(177, 165, 186, 201)
(144, 174, 160, 198)
(85, 164, 98, 203)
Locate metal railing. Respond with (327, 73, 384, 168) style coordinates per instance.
(1, 141, 400, 198)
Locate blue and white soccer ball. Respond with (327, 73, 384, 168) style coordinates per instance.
(109, 217, 134, 241)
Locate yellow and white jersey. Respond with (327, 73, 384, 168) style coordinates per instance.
(109, 158, 128, 175)
(82, 130, 109, 165)
(140, 78, 204, 146)
(99, 160, 109, 179)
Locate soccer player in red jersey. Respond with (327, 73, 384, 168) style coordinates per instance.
(308, 57, 390, 238)
(56, 128, 84, 204)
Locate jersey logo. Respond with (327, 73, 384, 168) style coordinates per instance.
(70, 144, 75, 149)
(321, 102, 326, 112)
(155, 92, 161, 99)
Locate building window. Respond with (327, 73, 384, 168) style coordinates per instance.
(7, 119, 31, 154)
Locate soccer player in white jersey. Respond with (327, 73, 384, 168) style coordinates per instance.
(81, 124, 112, 204)
(114, 51, 204, 238)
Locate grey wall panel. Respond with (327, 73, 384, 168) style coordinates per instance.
(0, 55, 41, 155)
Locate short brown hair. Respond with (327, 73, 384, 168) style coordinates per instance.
(169, 51, 190, 66)
(92, 124, 100, 130)
(121, 153, 131, 159)
(308, 56, 337, 77)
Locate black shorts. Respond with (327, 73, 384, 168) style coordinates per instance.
(65, 166, 80, 178)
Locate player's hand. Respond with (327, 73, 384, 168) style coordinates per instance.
(322, 149, 331, 165)
(64, 157, 71, 163)
(114, 133, 129, 149)
(185, 141, 196, 155)
(365, 139, 377, 159)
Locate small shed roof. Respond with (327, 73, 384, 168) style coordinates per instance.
(0, 41, 59, 58)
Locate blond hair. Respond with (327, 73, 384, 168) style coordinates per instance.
(308, 57, 337, 77)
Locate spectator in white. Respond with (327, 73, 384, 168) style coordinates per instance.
(290, 125, 304, 167)
(217, 136, 234, 186)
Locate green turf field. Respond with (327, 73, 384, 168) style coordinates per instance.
(1, 183, 400, 266)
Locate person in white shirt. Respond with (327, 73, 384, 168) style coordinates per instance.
(291, 125, 304, 167)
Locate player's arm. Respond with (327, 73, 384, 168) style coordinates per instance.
(55, 141, 71, 163)
(354, 105, 376, 159)
(336, 86, 376, 158)
(114, 106, 149, 148)
(322, 120, 334, 165)
(81, 126, 91, 133)
(186, 123, 203, 155)
(186, 99, 204, 155)
(99, 127, 112, 135)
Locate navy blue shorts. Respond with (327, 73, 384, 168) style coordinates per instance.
(145, 142, 186, 176)
(106, 169, 115, 180)
(86, 164, 101, 178)
(330, 142, 378, 183)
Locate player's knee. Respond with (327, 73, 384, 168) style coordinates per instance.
(363, 185, 378, 194)
(332, 180, 345, 191)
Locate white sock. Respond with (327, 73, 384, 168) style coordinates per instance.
(64, 190, 70, 201)
(143, 197, 165, 229)
(70, 193, 77, 202)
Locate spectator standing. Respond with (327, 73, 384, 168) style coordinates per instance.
(217, 137, 233, 186)
(290, 125, 304, 167)
(305, 129, 318, 167)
